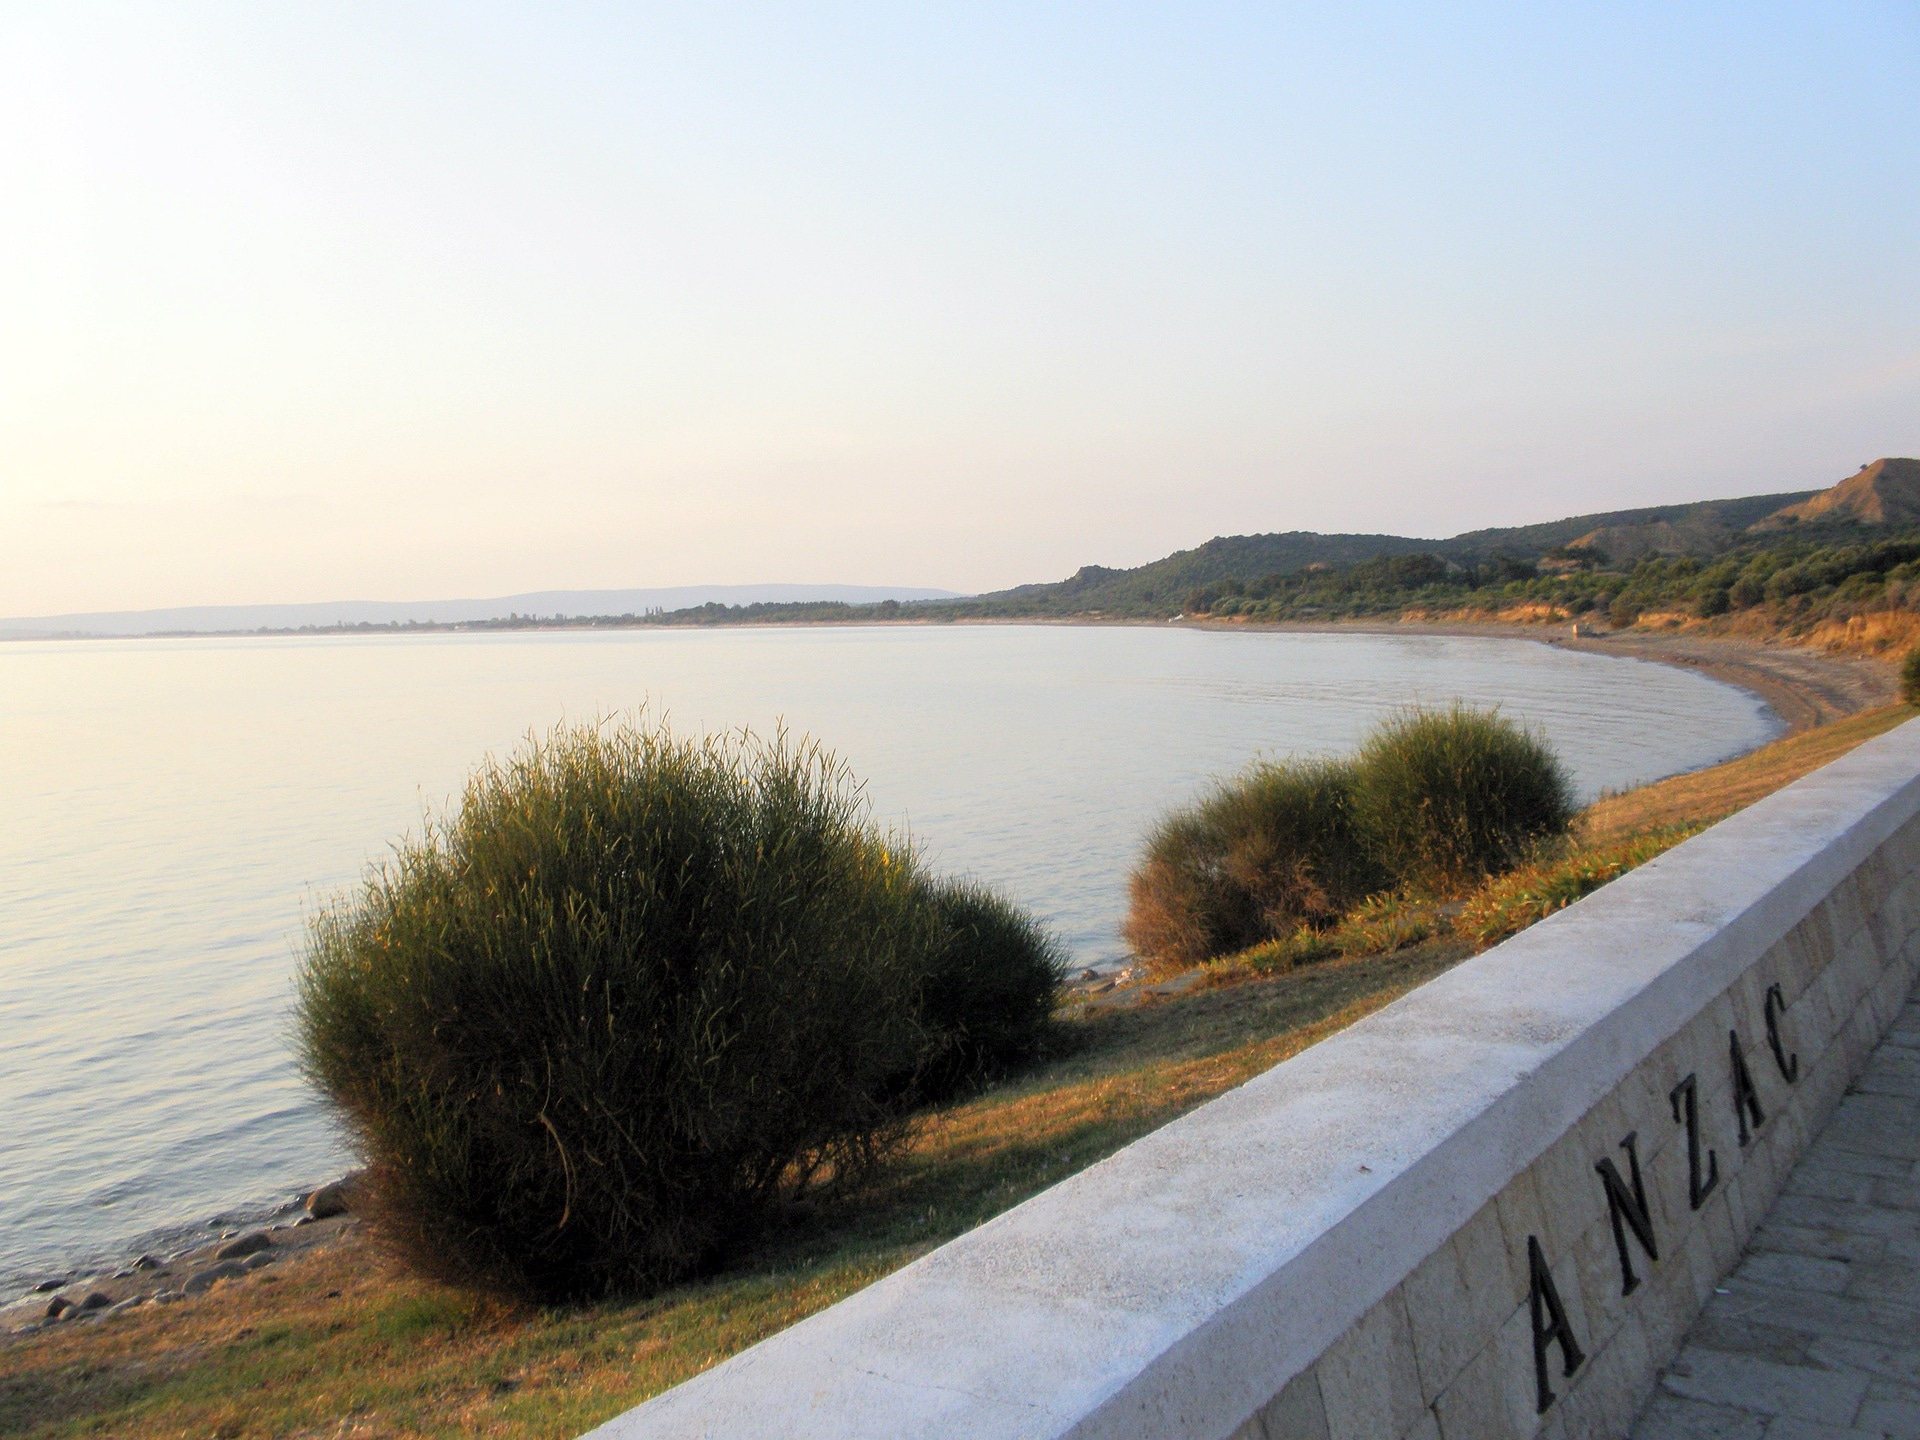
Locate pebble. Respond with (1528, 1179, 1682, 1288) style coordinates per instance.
(32, 1279, 63, 1294)
(44, 1296, 70, 1320)
(214, 1231, 272, 1262)
(154, 1289, 184, 1304)
(77, 1291, 112, 1312)
(132, 1254, 163, 1272)
(106, 1296, 146, 1316)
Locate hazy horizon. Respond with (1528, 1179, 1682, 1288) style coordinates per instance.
(5, 5, 1915, 615)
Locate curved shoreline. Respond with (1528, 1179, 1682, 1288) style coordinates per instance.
(1169, 617, 1895, 733)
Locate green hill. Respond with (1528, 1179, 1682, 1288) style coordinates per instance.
(959, 490, 1819, 617)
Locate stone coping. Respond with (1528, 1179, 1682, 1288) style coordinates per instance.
(587, 717, 1920, 1440)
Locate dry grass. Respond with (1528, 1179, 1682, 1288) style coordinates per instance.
(1580, 703, 1913, 843)
(1806, 610, 1920, 657)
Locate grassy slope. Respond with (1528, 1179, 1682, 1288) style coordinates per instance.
(1579, 703, 1913, 842)
(4, 705, 1911, 1440)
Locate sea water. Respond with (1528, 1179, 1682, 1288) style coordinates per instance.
(0, 624, 1776, 1291)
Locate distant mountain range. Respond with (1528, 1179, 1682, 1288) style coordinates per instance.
(0, 584, 963, 639)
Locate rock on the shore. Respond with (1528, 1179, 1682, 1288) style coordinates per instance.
(214, 1231, 272, 1262)
(182, 1260, 249, 1295)
(303, 1178, 356, 1220)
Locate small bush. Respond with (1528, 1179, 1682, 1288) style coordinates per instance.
(1209, 927, 1342, 978)
(1123, 759, 1385, 971)
(297, 721, 944, 1301)
(1903, 647, 1920, 706)
(1454, 825, 1704, 947)
(1329, 892, 1436, 956)
(1352, 705, 1575, 896)
(916, 879, 1066, 1098)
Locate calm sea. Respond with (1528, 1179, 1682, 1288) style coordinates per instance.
(0, 625, 1776, 1291)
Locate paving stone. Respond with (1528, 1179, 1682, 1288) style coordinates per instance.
(1758, 1419, 1880, 1439)
(1687, 1315, 1814, 1367)
(1750, 1221, 1880, 1264)
(1633, 1391, 1767, 1439)
(1855, 1380, 1920, 1438)
(1807, 1336, 1920, 1388)
(1844, 1257, 1920, 1307)
(1659, 1349, 1867, 1423)
(1740, 1254, 1852, 1295)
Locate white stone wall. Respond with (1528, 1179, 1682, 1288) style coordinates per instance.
(585, 718, 1920, 1440)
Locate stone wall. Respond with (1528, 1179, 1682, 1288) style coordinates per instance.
(585, 717, 1920, 1440)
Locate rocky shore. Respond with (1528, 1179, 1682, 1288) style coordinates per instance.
(0, 1176, 360, 1339)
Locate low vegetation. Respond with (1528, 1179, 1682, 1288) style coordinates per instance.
(1122, 758, 1382, 971)
(1351, 704, 1574, 893)
(296, 721, 1061, 1302)
(1126, 706, 1572, 971)
(1452, 825, 1706, 948)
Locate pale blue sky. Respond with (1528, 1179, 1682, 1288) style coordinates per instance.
(2, 3, 1915, 612)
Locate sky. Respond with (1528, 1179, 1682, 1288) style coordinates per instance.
(2, 3, 1917, 614)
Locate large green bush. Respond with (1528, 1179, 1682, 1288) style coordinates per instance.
(1351, 704, 1575, 895)
(297, 721, 1056, 1301)
(1123, 758, 1384, 971)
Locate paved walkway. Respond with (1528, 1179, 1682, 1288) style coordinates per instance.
(1633, 993, 1920, 1439)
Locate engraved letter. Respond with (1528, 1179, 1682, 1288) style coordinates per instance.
(1669, 1073, 1719, 1210)
(1764, 983, 1800, 1083)
(1528, 1235, 1586, 1413)
(1730, 1030, 1767, 1146)
(1595, 1131, 1659, 1295)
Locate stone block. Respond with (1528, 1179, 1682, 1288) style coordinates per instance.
(1568, 1306, 1657, 1437)
(1405, 1199, 1516, 1399)
(1429, 1298, 1541, 1440)
(1256, 1368, 1330, 1440)
(1315, 1291, 1427, 1440)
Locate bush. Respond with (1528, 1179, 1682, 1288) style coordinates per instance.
(1210, 927, 1342, 977)
(297, 721, 947, 1300)
(1693, 587, 1731, 618)
(1351, 705, 1575, 896)
(1123, 759, 1384, 971)
(1328, 891, 1436, 955)
(1903, 648, 1920, 706)
(916, 879, 1066, 1098)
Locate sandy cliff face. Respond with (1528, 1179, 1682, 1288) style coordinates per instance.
(1565, 458, 1920, 560)
(1754, 457, 1920, 529)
